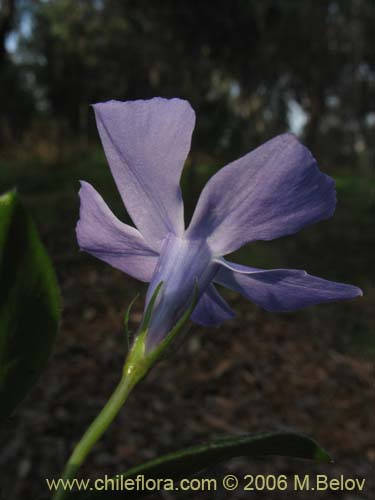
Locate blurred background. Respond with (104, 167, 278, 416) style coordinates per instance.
(0, 1, 374, 499)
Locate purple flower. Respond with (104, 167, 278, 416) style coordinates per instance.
(76, 98, 362, 350)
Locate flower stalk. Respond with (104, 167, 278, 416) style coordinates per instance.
(52, 283, 197, 500)
(52, 346, 144, 500)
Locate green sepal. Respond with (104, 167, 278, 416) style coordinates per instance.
(122, 282, 198, 387)
(140, 281, 163, 331)
(148, 280, 198, 360)
(123, 293, 139, 352)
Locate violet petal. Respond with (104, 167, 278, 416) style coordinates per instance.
(215, 259, 363, 312)
(191, 284, 235, 327)
(93, 98, 195, 249)
(76, 181, 159, 282)
(187, 133, 336, 256)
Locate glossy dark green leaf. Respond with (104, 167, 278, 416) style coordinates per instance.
(76, 431, 331, 498)
(0, 190, 60, 420)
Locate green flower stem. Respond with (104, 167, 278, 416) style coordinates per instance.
(52, 283, 197, 500)
(52, 332, 150, 500)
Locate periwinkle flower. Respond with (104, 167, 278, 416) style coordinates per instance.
(77, 98, 362, 351)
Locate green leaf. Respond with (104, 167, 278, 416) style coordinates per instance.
(75, 431, 331, 498)
(0, 190, 60, 421)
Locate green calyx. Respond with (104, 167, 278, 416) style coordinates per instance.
(123, 280, 198, 384)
